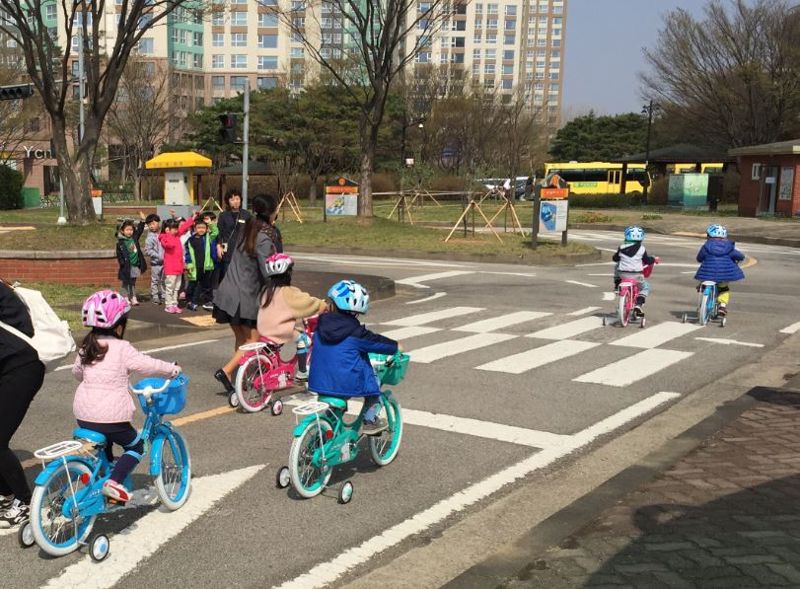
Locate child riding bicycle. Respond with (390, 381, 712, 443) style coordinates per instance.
(307, 280, 401, 435)
(694, 224, 745, 317)
(613, 226, 659, 318)
(73, 290, 181, 503)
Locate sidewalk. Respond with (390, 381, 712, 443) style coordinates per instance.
(482, 385, 800, 589)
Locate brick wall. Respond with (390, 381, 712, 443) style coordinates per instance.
(737, 155, 800, 217)
(0, 253, 151, 286)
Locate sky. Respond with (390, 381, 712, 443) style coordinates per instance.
(563, 0, 706, 118)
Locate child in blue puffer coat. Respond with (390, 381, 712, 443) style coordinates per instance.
(694, 224, 745, 316)
(308, 280, 400, 436)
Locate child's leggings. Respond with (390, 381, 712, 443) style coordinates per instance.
(76, 420, 144, 485)
(717, 282, 730, 306)
(164, 274, 181, 307)
(362, 395, 382, 422)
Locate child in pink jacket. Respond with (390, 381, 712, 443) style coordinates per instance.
(159, 213, 197, 314)
(73, 289, 181, 503)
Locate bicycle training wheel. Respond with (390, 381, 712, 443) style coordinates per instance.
(235, 354, 274, 413)
(617, 290, 630, 327)
(154, 429, 192, 510)
(368, 396, 403, 467)
(30, 460, 97, 556)
(289, 420, 333, 498)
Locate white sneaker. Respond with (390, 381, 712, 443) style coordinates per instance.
(0, 494, 14, 511)
(131, 296, 140, 306)
(361, 417, 388, 436)
(0, 499, 29, 528)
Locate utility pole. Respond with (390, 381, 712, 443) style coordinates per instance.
(642, 99, 654, 207)
(241, 81, 250, 210)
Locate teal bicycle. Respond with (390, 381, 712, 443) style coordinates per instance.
(276, 353, 408, 504)
(18, 375, 192, 561)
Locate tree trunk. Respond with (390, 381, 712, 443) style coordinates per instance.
(52, 118, 96, 224)
(308, 174, 318, 205)
(133, 171, 141, 201)
(358, 121, 380, 218)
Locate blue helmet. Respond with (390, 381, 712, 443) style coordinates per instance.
(624, 225, 645, 242)
(327, 280, 370, 314)
(707, 224, 727, 238)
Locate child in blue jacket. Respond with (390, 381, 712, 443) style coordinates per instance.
(308, 280, 400, 435)
(694, 224, 745, 316)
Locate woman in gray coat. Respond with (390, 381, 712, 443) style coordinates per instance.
(212, 194, 279, 392)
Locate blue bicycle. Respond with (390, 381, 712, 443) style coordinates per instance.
(18, 375, 192, 561)
(683, 281, 727, 327)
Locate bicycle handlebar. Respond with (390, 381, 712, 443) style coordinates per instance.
(134, 379, 172, 398)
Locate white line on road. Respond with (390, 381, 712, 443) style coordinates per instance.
(587, 273, 614, 277)
(577, 262, 615, 267)
(383, 306, 483, 327)
(479, 271, 537, 278)
(602, 292, 616, 301)
(396, 270, 474, 289)
(609, 322, 702, 349)
(567, 306, 601, 316)
(453, 311, 551, 333)
(597, 247, 618, 253)
(380, 326, 442, 340)
(573, 349, 693, 387)
(53, 339, 222, 372)
(292, 253, 470, 269)
(275, 393, 679, 589)
(780, 321, 800, 334)
(41, 465, 265, 589)
(406, 292, 448, 305)
(656, 263, 699, 268)
(527, 316, 604, 341)
(694, 337, 765, 348)
(564, 280, 598, 288)
(410, 333, 517, 363)
(477, 340, 600, 374)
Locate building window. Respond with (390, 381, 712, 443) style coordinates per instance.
(258, 55, 278, 70)
(212, 33, 223, 46)
(259, 13, 278, 27)
(258, 34, 278, 48)
(137, 38, 154, 54)
(752, 163, 762, 180)
(502, 79, 513, 90)
(193, 32, 203, 46)
(257, 77, 278, 90)
(487, 18, 497, 29)
(505, 19, 515, 30)
(193, 54, 203, 68)
(475, 3, 483, 12)
(231, 54, 247, 68)
(415, 51, 431, 63)
(45, 4, 56, 19)
(503, 64, 513, 74)
(487, 3, 498, 14)
(231, 76, 248, 92)
(212, 54, 224, 68)
(484, 63, 495, 74)
(212, 75, 225, 89)
(503, 49, 514, 60)
(487, 34, 496, 43)
(211, 11, 224, 25)
(504, 34, 515, 44)
(231, 32, 247, 46)
(485, 48, 496, 59)
(231, 11, 247, 26)
(290, 47, 304, 57)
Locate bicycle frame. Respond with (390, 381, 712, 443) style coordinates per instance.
(617, 279, 639, 325)
(240, 319, 316, 392)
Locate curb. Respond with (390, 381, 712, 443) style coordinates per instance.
(287, 244, 602, 267)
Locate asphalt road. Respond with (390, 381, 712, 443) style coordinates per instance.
(4, 229, 799, 589)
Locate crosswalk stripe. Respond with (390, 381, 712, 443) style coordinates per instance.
(381, 326, 441, 340)
(573, 348, 693, 387)
(477, 340, 600, 374)
(780, 321, 800, 334)
(527, 316, 604, 340)
(396, 270, 474, 288)
(609, 322, 702, 349)
(568, 306, 601, 316)
(410, 333, 517, 363)
(383, 306, 483, 326)
(453, 311, 551, 333)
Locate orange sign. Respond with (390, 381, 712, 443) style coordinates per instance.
(541, 187, 569, 199)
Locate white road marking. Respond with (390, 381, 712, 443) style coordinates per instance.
(656, 263, 698, 268)
(610, 322, 702, 349)
(293, 253, 470, 269)
(573, 349, 693, 387)
(383, 306, 483, 327)
(565, 280, 598, 288)
(577, 261, 615, 267)
(477, 340, 600, 374)
(41, 465, 265, 589)
(587, 273, 614, 277)
(780, 321, 800, 334)
(396, 270, 474, 289)
(597, 247, 618, 253)
(410, 333, 517, 363)
(53, 339, 222, 372)
(275, 393, 679, 589)
(406, 292, 448, 305)
(602, 292, 616, 301)
(479, 271, 537, 278)
(453, 311, 551, 333)
(528, 316, 604, 341)
(681, 271, 695, 274)
(567, 306, 601, 316)
(695, 337, 765, 348)
(380, 326, 442, 340)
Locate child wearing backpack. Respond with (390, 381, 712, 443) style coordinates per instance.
(143, 214, 164, 305)
(116, 213, 147, 306)
(159, 213, 197, 314)
(184, 217, 219, 311)
(73, 289, 181, 502)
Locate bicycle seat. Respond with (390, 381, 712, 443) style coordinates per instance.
(72, 428, 107, 446)
(317, 396, 348, 410)
(701, 280, 717, 287)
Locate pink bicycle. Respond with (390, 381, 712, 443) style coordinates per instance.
(230, 316, 318, 414)
(603, 261, 658, 329)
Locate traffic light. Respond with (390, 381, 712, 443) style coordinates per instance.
(218, 113, 237, 143)
(0, 83, 34, 101)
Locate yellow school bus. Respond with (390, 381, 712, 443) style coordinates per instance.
(544, 162, 651, 195)
(672, 163, 725, 174)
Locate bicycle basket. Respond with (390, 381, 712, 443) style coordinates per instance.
(132, 373, 189, 415)
(369, 353, 410, 385)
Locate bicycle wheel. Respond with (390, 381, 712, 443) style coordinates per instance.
(699, 292, 710, 325)
(289, 419, 333, 498)
(368, 396, 403, 467)
(618, 289, 630, 327)
(30, 460, 97, 557)
(154, 429, 192, 511)
(235, 354, 274, 413)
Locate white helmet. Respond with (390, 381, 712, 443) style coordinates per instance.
(706, 224, 727, 238)
(265, 253, 294, 276)
(328, 280, 370, 314)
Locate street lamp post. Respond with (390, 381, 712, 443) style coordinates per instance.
(641, 99, 655, 207)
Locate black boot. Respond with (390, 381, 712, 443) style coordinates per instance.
(214, 369, 234, 393)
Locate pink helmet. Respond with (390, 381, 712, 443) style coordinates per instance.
(265, 253, 294, 276)
(81, 289, 131, 329)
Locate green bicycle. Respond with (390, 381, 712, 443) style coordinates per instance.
(276, 352, 408, 504)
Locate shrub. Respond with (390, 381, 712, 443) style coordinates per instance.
(641, 213, 663, 220)
(430, 175, 467, 192)
(371, 172, 397, 196)
(0, 165, 23, 210)
(571, 211, 613, 223)
(648, 178, 669, 205)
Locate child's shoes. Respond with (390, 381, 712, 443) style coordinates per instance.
(102, 480, 131, 503)
(186, 303, 198, 311)
(361, 417, 388, 436)
(718, 304, 727, 317)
